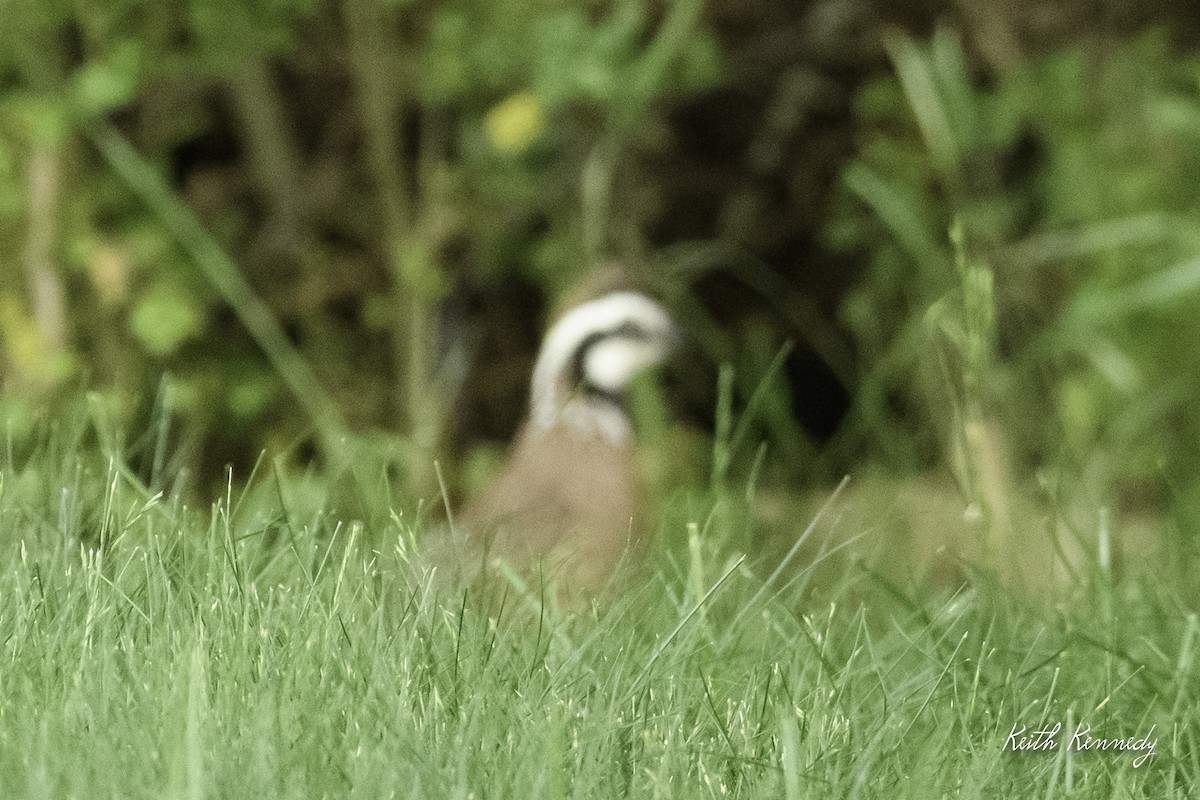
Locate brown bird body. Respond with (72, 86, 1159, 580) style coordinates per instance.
(456, 419, 640, 595)
(441, 291, 677, 600)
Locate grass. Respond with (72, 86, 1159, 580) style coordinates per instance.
(0, 411, 1196, 799)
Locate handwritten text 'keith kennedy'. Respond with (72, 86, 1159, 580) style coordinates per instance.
(1003, 722, 1157, 768)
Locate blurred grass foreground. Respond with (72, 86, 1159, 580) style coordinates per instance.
(2, 0, 1200, 797)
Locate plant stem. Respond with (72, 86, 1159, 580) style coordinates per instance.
(88, 121, 347, 454)
(25, 143, 68, 354)
(344, 0, 443, 494)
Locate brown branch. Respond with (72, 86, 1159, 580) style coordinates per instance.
(25, 145, 68, 353)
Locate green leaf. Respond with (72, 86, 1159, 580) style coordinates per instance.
(70, 41, 141, 117)
(129, 283, 206, 357)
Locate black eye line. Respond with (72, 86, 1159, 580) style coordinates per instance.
(567, 322, 654, 396)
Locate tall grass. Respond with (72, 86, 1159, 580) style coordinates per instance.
(0, 409, 1195, 798)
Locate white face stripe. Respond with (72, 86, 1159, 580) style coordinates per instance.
(529, 291, 676, 431)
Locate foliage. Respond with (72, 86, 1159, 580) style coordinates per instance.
(826, 26, 1200, 519)
(0, 413, 1196, 798)
(0, 0, 723, 493)
(4, 6, 1200, 796)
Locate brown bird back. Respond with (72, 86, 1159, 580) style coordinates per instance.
(455, 419, 643, 598)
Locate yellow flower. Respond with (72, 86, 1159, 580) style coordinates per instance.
(485, 92, 545, 155)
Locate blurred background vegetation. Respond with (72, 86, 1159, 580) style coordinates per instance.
(2, 0, 1200, 585)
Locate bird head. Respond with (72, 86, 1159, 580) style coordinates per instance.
(529, 291, 678, 440)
